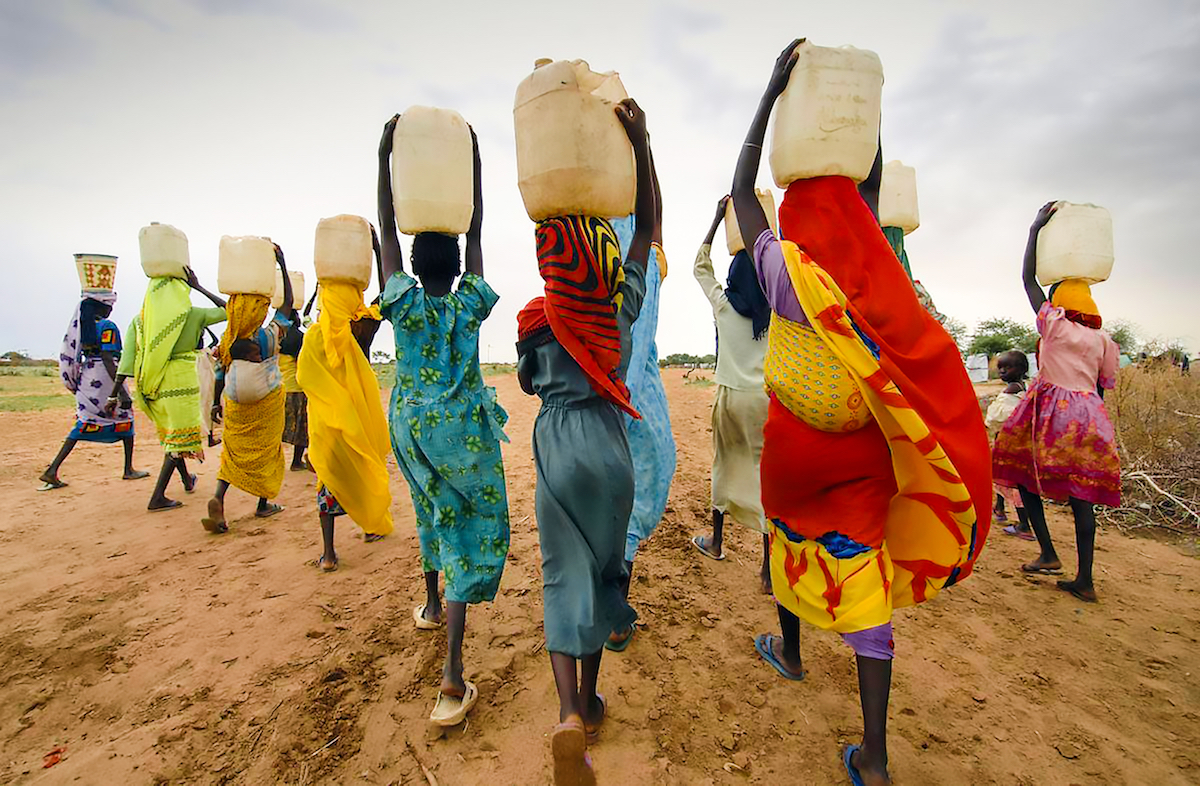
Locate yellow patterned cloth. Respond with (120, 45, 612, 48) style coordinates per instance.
(297, 282, 392, 535)
(139, 352, 204, 458)
(764, 317, 872, 433)
(769, 241, 976, 622)
(279, 354, 301, 393)
(218, 385, 285, 498)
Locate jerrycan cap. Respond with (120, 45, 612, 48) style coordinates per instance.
(534, 58, 553, 68)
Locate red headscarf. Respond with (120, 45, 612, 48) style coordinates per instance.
(778, 177, 992, 581)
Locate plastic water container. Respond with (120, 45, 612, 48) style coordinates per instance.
(74, 254, 118, 292)
(726, 190, 777, 255)
(392, 106, 474, 235)
(1036, 202, 1114, 286)
(139, 222, 190, 279)
(514, 58, 636, 221)
(769, 42, 883, 187)
(314, 215, 373, 290)
(271, 269, 306, 310)
(879, 160, 919, 234)
(218, 236, 276, 297)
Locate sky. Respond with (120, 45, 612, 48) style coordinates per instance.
(2, 0, 1197, 362)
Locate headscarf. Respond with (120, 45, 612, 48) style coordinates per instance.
(725, 250, 770, 340)
(778, 176, 992, 587)
(217, 293, 271, 369)
(1050, 279, 1101, 328)
(133, 277, 192, 399)
(528, 215, 639, 418)
(59, 291, 117, 393)
(296, 281, 391, 535)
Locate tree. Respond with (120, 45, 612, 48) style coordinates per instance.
(942, 317, 968, 357)
(1106, 319, 1140, 356)
(967, 318, 1038, 358)
(371, 351, 392, 365)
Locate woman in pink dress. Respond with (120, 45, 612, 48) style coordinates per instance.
(992, 202, 1121, 602)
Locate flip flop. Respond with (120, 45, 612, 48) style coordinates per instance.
(183, 473, 198, 494)
(843, 744, 865, 786)
(429, 681, 478, 726)
(1003, 525, 1036, 541)
(122, 471, 150, 481)
(315, 554, 338, 573)
(364, 533, 385, 543)
(584, 693, 606, 744)
(1056, 580, 1098, 603)
(551, 716, 596, 786)
(605, 625, 635, 652)
(149, 500, 184, 513)
(754, 633, 805, 681)
(691, 535, 726, 561)
(201, 498, 227, 532)
(36, 480, 68, 492)
(413, 604, 443, 630)
(255, 503, 283, 519)
(1021, 561, 1063, 575)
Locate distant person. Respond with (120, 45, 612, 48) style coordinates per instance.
(115, 267, 227, 511)
(197, 327, 222, 448)
(606, 140, 675, 653)
(1182, 355, 1191, 375)
(993, 202, 1121, 603)
(201, 245, 293, 533)
(297, 227, 393, 572)
(515, 98, 652, 785)
(690, 195, 772, 593)
(733, 40, 991, 786)
(377, 115, 510, 728)
(40, 290, 149, 489)
(986, 350, 1031, 539)
(278, 278, 310, 471)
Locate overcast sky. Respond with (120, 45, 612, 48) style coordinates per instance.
(2, 0, 1197, 362)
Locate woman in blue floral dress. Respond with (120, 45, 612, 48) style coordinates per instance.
(377, 114, 510, 727)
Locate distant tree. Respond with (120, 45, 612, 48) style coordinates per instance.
(1106, 319, 1140, 356)
(941, 317, 968, 357)
(699, 354, 716, 366)
(371, 351, 392, 364)
(2, 350, 30, 362)
(662, 352, 701, 367)
(967, 318, 1038, 358)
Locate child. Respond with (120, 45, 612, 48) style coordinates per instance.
(516, 98, 653, 785)
(376, 115, 510, 728)
(986, 350, 1032, 539)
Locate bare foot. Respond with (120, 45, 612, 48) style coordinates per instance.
(316, 554, 338, 572)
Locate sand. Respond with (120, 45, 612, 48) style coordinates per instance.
(1, 369, 1197, 785)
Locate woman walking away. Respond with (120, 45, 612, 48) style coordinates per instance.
(606, 143, 675, 652)
(986, 350, 1031, 539)
(279, 279, 309, 471)
(735, 41, 992, 786)
(691, 195, 772, 593)
(297, 223, 393, 572)
(515, 98, 653, 786)
(116, 266, 227, 511)
(377, 115, 510, 727)
(201, 245, 292, 533)
(197, 328, 222, 448)
(41, 290, 149, 489)
(992, 202, 1121, 602)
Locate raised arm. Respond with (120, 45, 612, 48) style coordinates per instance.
(650, 140, 663, 246)
(615, 98, 653, 271)
(694, 196, 729, 307)
(1023, 201, 1057, 314)
(733, 39, 802, 247)
(185, 266, 227, 309)
(465, 125, 484, 277)
(275, 244, 295, 319)
(857, 138, 883, 223)
(377, 114, 404, 280)
(702, 196, 728, 247)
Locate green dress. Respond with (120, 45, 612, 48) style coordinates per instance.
(518, 260, 646, 657)
(381, 272, 510, 604)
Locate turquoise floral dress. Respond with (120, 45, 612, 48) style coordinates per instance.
(381, 271, 511, 604)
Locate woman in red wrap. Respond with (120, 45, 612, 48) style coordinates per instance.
(732, 40, 992, 786)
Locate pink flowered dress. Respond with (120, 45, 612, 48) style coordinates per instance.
(992, 302, 1121, 506)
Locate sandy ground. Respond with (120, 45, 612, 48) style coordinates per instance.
(1, 369, 1198, 785)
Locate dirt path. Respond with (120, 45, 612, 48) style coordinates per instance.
(1, 370, 1197, 785)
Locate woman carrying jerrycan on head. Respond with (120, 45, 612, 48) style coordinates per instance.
(377, 110, 510, 728)
(515, 97, 652, 786)
(734, 39, 991, 785)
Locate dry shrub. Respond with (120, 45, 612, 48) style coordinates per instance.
(1104, 363, 1200, 532)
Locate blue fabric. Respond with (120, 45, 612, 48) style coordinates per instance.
(769, 519, 873, 559)
(97, 319, 122, 354)
(68, 420, 132, 443)
(610, 215, 676, 562)
(381, 271, 511, 604)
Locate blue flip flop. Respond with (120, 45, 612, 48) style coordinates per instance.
(754, 634, 805, 681)
(605, 625, 636, 652)
(843, 744, 865, 786)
